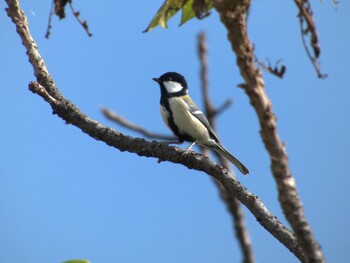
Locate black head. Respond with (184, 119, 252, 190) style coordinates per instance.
(153, 72, 188, 97)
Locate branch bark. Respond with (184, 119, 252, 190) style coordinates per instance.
(212, 0, 324, 262)
(6, 0, 303, 261)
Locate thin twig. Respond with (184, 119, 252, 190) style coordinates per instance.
(101, 107, 177, 141)
(212, 0, 324, 262)
(198, 32, 255, 263)
(68, 1, 93, 37)
(198, 32, 233, 119)
(214, 98, 233, 116)
(294, 0, 327, 78)
(47, 0, 93, 38)
(45, 0, 54, 39)
(298, 17, 327, 79)
(255, 57, 286, 79)
(5, 0, 304, 260)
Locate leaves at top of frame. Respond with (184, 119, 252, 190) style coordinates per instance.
(143, 0, 212, 33)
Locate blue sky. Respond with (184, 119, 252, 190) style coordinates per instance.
(1, 1, 349, 262)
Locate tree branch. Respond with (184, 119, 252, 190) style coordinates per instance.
(198, 32, 255, 263)
(255, 57, 286, 79)
(45, 0, 54, 39)
(46, 0, 93, 38)
(6, 0, 303, 261)
(212, 0, 324, 262)
(68, 1, 93, 37)
(101, 107, 177, 141)
(294, 0, 326, 78)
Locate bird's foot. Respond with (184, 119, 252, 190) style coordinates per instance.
(182, 142, 196, 156)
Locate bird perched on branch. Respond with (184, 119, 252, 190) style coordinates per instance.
(152, 72, 249, 175)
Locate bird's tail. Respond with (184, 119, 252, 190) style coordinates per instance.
(213, 143, 249, 175)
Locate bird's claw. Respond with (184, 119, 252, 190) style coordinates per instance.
(182, 142, 196, 157)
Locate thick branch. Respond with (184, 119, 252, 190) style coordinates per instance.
(29, 77, 303, 260)
(212, 0, 324, 262)
(6, 0, 302, 260)
(198, 32, 254, 263)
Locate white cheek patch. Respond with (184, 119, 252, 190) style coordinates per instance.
(163, 81, 183, 94)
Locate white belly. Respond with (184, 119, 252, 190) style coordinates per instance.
(168, 97, 212, 144)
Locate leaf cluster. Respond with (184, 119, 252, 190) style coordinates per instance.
(143, 0, 212, 32)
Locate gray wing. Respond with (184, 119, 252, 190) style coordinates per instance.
(183, 96, 221, 143)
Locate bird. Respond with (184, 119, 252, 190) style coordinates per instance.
(152, 72, 249, 175)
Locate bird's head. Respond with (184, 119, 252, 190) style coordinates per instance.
(153, 72, 188, 97)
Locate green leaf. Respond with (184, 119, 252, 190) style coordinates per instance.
(144, 0, 213, 32)
(143, 0, 189, 32)
(180, 0, 196, 26)
(62, 260, 90, 263)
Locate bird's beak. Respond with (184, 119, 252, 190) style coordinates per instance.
(152, 77, 160, 83)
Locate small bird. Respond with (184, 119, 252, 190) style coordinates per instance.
(152, 72, 249, 175)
